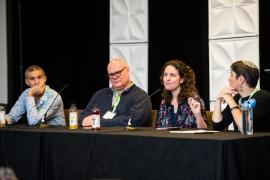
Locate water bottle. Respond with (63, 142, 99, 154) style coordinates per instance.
(241, 99, 256, 135)
(69, 104, 78, 129)
(91, 107, 100, 130)
(247, 99, 256, 135)
(241, 101, 249, 135)
(0, 105, 6, 127)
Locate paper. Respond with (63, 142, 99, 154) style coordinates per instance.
(169, 129, 219, 134)
(103, 111, 116, 119)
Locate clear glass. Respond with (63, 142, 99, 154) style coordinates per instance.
(0, 105, 6, 127)
(0, 110, 5, 127)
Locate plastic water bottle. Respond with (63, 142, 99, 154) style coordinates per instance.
(247, 99, 256, 135)
(241, 101, 249, 135)
(69, 104, 78, 129)
(91, 107, 100, 130)
(241, 99, 256, 135)
(0, 105, 5, 127)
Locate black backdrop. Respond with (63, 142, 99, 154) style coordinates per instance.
(6, 0, 270, 111)
(7, 0, 110, 109)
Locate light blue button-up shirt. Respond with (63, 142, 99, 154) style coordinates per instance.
(7, 86, 66, 126)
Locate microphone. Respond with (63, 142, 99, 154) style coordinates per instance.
(39, 84, 68, 128)
(264, 69, 270, 73)
(124, 88, 161, 131)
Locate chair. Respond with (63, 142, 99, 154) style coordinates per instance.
(206, 111, 213, 129)
(150, 110, 212, 128)
(151, 110, 158, 128)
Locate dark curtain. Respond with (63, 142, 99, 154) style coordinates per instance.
(148, 0, 209, 109)
(259, 0, 270, 91)
(7, 0, 110, 109)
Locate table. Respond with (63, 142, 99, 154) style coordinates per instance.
(1, 125, 270, 180)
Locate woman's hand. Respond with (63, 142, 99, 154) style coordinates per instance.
(188, 97, 207, 128)
(216, 86, 236, 103)
(188, 97, 201, 116)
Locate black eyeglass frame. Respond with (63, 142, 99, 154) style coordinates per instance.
(108, 67, 127, 79)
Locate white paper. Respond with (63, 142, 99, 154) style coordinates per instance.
(103, 111, 116, 119)
(169, 130, 219, 134)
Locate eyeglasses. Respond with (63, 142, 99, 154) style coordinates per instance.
(108, 67, 127, 79)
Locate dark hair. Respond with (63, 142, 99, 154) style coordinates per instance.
(230, 60, 259, 88)
(160, 59, 197, 104)
(25, 65, 46, 79)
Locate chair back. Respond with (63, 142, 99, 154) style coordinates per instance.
(206, 111, 213, 129)
(151, 110, 158, 128)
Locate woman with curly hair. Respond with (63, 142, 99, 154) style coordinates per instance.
(156, 59, 207, 128)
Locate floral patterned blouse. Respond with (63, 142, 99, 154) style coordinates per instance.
(156, 92, 207, 128)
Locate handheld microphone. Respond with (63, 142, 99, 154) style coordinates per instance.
(124, 88, 161, 131)
(39, 84, 68, 128)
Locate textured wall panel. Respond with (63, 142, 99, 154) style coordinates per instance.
(110, 43, 148, 92)
(209, 37, 259, 110)
(209, 0, 259, 39)
(110, 0, 148, 43)
(0, 0, 8, 103)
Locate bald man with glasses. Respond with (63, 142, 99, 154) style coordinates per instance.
(80, 58, 152, 127)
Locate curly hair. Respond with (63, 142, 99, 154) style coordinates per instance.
(160, 59, 197, 104)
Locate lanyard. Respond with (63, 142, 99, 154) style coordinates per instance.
(238, 89, 258, 106)
(111, 82, 133, 112)
(112, 93, 121, 112)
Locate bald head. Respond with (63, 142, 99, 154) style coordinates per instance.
(107, 58, 131, 90)
(108, 58, 128, 69)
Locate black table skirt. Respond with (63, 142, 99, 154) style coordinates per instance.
(1, 125, 270, 180)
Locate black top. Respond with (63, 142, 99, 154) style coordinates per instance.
(213, 89, 270, 132)
(79, 84, 152, 127)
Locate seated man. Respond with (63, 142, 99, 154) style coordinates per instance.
(80, 58, 152, 127)
(6, 65, 65, 126)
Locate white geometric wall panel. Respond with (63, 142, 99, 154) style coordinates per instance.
(0, 0, 8, 103)
(110, 43, 148, 92)
(110, 0, 148, 43)
(209, 37, 259, 110)
(209, 0, 259, 39)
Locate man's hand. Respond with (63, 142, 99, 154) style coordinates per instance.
(5, 116, 13, 125)
(28, 85, 45, 97)
(82, 115, 93, 127)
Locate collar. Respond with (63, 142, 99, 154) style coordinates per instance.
(112, 81, 134, 95)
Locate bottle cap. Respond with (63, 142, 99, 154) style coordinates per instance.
(249, 99, 256, 108)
